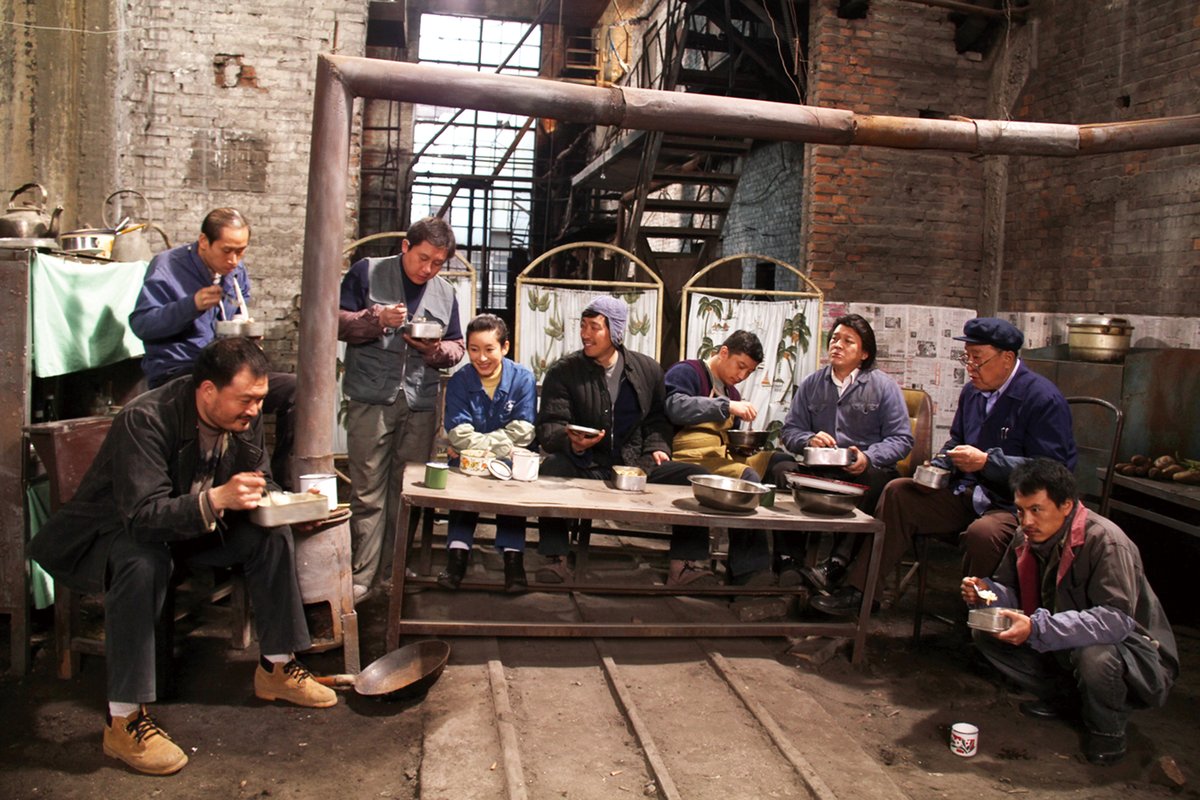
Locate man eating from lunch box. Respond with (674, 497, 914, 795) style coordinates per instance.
(129, 207, 297, 488)
(962, 458, 1177, 766)
(30, 338, 336, 777)
(811, 316, 1076, 617)
(338, 215, 465, 603)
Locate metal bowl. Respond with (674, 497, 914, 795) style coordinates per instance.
(913, 463, 951, 489)
(726, 429, 768, 456)
(612, 466, 646, 491)
(790, 486, 858, 516)
(802, 446, 854, 467)
(689, 475, 766, 512)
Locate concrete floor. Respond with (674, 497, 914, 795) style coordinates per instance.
(2, 536, 1197, 800)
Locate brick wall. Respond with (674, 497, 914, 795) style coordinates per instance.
(113, 2, 368, 373)
(721, 142, 805, 286)
(1001, 0, 1200, 316)
(802, 0, 991, 305)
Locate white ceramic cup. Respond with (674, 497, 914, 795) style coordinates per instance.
(298, 473, 338, 512)
(949, 722, 979, 757)
(511, 448, 540, 481)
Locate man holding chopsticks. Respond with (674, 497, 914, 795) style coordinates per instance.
(129, 207, 297, 488)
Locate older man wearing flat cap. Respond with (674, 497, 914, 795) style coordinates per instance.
(812, 317, 1077, 616)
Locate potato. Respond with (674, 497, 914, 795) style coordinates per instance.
(1162, 464, 1186, 478)
(1154, 455, 1176, 469)
(1148, 467, 1162, 480)
(1173, 469, 1200, 485)
(1130, 454, 1151, 466)
(1132, 465, 1151, 477)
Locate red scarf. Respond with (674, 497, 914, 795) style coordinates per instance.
(1015, 504, 1088, 615)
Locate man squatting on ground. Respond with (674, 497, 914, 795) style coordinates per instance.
(129, 207, 297, 488)
(663, 329, 779, 585)
(812, 317, 1077, 616)
(30, 339, 336, 776)
(963, 458, 1177, 767)
(338, 216, 465, 602)
(534, 295, 723, 587)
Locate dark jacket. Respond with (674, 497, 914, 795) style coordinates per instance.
(985, 507, 1178, 708)
(536, 347, 672, 472)
(936, 362, 1076, 511)
(30, 376, 273, 594)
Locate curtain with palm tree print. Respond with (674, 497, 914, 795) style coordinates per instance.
(684, 292, 820, 444)
(517, 286, 659, 383)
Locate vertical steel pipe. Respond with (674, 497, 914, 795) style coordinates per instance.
(293, 56, 353, 481)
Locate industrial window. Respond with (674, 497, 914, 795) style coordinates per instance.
(411, 14, 541, 311)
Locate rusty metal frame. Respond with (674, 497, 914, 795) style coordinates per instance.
(294, 54, 1200, 478)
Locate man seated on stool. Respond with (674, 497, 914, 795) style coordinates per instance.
(535, 295, 717, 587)
(963, 458, 1177, 766)
(31, 338, 335, 777)
(811, 317, 1076, 616)
(129, 208, 297, 488)
(664, 329, 778, 585)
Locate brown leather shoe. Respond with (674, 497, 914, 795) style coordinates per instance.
(103, 706, 188, 776)
(254, 658, 338, 708)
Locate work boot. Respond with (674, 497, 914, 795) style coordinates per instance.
(667, 559, 719, 588)
(503, 551, 528, 592)
(799, 557, 847, 591)
(437, 549, 470, 590)
(535, 555, 573, 584)
(103, 706, 188, 776)
(254, 657, 338, 708)
(1084, 731, 1127, 766)
(1019, 698, 1079, 721)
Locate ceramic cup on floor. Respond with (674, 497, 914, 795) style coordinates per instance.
(949, 722, 979, 757)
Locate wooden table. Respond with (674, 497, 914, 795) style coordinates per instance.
(1100, 468, 1200, 540)
(385, 466, 886, 664)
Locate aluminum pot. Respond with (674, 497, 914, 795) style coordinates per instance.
(802, 446, 854, 467)
(59, 228, 115, 258)
(1067, 315, 1133, 363)
(913, 463, 951, 489)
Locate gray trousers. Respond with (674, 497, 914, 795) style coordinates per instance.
(346, 395, 436, 589)
(973, 630, 1134, 736)
(105, 520, 311, 704)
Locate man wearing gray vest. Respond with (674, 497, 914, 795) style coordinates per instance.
(338, 216, 464, 601)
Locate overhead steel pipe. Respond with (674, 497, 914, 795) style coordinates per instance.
(293, 55, 1200, 472)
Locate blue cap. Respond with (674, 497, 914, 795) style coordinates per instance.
(953, 317, 1024, 352)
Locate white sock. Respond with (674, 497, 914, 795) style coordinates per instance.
(264, 653, 291, 664)
(503, 548, 520, 553)
(448, 541, 470, 551)
(109, 701, 139, 719)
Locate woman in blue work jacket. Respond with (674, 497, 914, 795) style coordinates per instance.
(437, 313, 537, 591)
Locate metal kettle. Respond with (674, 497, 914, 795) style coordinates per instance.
(105, 188, 172, 262)
(0, 182, 63, 239)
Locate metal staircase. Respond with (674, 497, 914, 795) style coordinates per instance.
(564, 0, 806, 272)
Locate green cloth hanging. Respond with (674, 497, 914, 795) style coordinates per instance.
(31, 253, 147, 377)
(25, 478, 55, 610)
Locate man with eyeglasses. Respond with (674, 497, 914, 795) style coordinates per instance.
(812, 317, 1076, 617)
(338, 216, 465, 601)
